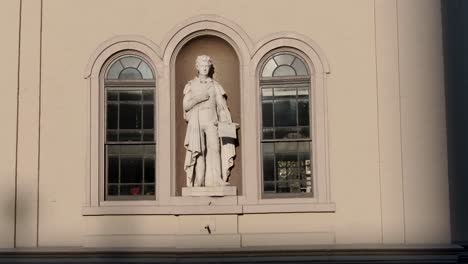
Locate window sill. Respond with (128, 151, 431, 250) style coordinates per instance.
(82, 202, 335, 216)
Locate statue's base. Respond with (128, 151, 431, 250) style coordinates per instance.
(181, 186, 237, 197)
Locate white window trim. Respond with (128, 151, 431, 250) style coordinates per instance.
(83, 36, 164, 209)
(250, 35, 332, 206)
(82, 16, 334, 216)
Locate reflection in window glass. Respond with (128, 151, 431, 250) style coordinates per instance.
(260, 52, 311, 196)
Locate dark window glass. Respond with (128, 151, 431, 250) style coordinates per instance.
(108, 156, 119, 183)
(262, 101, 273, 127)
(143, 90, 154, 101)
(274, 100, 297, 127)
(107, 104, 118, 129)
(143, 105, 154, 129)
(106, 130, 118, 142)
(119, 68, 143, 80)
(119, 104, 141, 129)
(120, 157, 143, 183)
(298, 100, 309, 126)
(144, 185, 155, 196)
(260, 53, 311, 197)
(144, 157, 155, 183)
(120, 91, 141, 101)
(104, 55, 156, 200)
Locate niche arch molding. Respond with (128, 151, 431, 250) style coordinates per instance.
(162, 15, 253, 201)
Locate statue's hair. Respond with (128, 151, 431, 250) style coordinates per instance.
(195, 55, 213, 67)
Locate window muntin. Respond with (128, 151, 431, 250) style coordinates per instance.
(261, 53, 308, 77)
(260, 52, 312, 197)
(104, 55, 156, 200)
(106, 56, 154, 80)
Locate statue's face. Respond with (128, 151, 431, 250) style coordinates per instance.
(196, 61, 211, 77)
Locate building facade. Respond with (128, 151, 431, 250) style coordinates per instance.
(1, 0, 464, 262)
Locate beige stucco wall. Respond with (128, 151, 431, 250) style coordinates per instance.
(0, 0, 450, 248)
(0, 0, 20, 249)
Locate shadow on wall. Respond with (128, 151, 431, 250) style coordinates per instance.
(441, 0, 468, 245)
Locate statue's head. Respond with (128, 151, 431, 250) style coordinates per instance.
(195, 55, 213, 77)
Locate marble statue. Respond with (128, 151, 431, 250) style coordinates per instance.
(183, 55, 237, 188)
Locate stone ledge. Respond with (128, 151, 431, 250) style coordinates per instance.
(182, 186, 237, 197)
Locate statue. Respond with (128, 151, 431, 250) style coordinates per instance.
(183, 55, 238, 189)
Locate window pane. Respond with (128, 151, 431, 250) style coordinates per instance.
(108, 185, 118, 196)
(120, 91, 141, 101)
(297, 127, 309, 138)
(297, 87, 309, 98)
(120, 185, 143, 195)
(144, 184, 155, 196)
(273, 65, 296, 77)
(119, 145, 144, 155)
(264, 182, 275, 192)
(274, 87, 296, 98)
(143, 131, 154, 141)
(274, 100, 297, 127)
(145, 144, 155, 154)
(262, 88, 273, 99)
(263, 154, 275, 182)
(119, 68, 143, 80)
(120, 57, 141, 69)
(107, 104, 118, 129)
(143, 90, 154, 101)
(144, 157, 155, 183)
(262, 59, 277, 77)
(138, 61, 154, 80)
(276, 142, 299, 193)
(119, 104, 141, 129)
(107, 91, 118, 101)
(275, 127, 299, 139)
(119, 131, 142, 141)
(298, 144, 312, 193)
(262, 128, 274, 139)
(108, 145, 120, 154)
(274, 54, 295, 66)
(298, 100, 309, 126)
(107, 131, 118, 142)
(107, 61, 123, 80)
(291, 58, 308, 76)
(262, 101, 273, 127)
(263, 142, 274, 154)
(108, 156, 119, 183)
(120, 157, 143, 183)
(143, 105, 154, 129)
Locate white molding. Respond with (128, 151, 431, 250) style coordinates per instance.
(161, 14, 254, 61)
(251, 40, 332, 205)
(242, 203, 335, 214)
(84, 37, 164, 208)
(253, 31, 331, 74)
(162, 16, 253, 200)
(84, 35, 163, 79)
(82, 203, 335, 216)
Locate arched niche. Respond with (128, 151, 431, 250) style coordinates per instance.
(174, 35, 242, 196)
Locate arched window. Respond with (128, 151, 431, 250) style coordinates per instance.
(103, 53, 156, 200)
(260, 52, 313, 197)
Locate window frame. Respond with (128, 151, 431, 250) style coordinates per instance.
(258, 50, 315, 199)
(252, 46, 331, 206)
(99, 50, 158, 205)
(102, 53, 156, 201)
